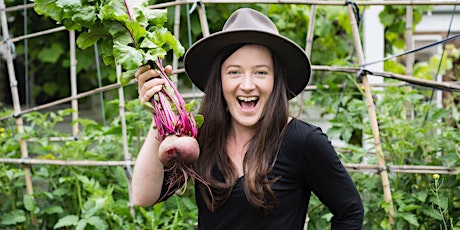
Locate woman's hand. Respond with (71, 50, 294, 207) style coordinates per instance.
(135, 65, 173, 104)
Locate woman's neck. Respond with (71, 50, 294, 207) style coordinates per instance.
(226, 122, 255, 177)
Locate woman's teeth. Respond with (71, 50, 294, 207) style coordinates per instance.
(237, 96, 258, 102)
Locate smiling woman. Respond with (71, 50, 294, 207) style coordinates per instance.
(221, 44, 274, 129)
(132, 8, 364, 229)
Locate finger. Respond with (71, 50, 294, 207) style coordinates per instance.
(164, 65, 173, 75)
(138, 78, 165, 103)
(135, 65, 151, 80)
(139, 84, 164, 104)
(138, 69, 160, 87)
(140, 85, 164, 104)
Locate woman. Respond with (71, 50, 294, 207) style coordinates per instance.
(132, 8, 364, 229)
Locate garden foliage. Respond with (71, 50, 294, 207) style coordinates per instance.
(0, 2, 459, 230)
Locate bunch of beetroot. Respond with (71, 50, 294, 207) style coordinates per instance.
(150, 58, 201, 167)
(151, 59, 198, 142)
(150, 59, 211, 202)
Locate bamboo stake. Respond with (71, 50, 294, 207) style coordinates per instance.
(0, 158, 135, 166)
(4, 2, 33, 12)
(0, 0, 37, 226)
(303, 9, 316, 225)
(172, 1, 182, 86)
(405, 6, 415, 119)
(116, 65, 136, 218)
(6, 0, 459, 13)
(70, 30, 79, 137)
(312, 65, 460, 91)
(405, 6, 414, 76)
(193, 0, 210, 37)
(0, 26, 66, 46)
(346, 3, 395, 225)
(0, 158, 456, 174)
(305, 5, 316, 57)
(150, 0, 460, 9)
(345, 164, 458, 175)
(298, 5, 317, 119)
(6, 0, 458, 13)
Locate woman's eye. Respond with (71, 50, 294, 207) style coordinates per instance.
(255, 71, 268, 76)
(228, 70, 239, 75)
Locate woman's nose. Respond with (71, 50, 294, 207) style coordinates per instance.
(240, 73, 255, 90)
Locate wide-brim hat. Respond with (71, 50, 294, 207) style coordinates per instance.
(184, 8, 311, 99)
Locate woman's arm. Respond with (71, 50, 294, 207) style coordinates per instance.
(131, 65, 169, 206)
(302, 126, 364, 229)
(132, 121, 165, 206)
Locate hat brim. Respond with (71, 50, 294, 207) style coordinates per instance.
(184, 30, 311, 99)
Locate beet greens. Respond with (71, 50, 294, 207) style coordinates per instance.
(33, 0, 203, 138)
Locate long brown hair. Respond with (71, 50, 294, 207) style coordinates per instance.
(195, 44, 290, 212)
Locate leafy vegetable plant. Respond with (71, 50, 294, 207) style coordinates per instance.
(33, 0, 183, 84)
(34, 0, 203, 142)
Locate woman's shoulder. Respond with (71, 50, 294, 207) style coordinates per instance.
(284, 117, 330, 146)
(286, 117, 320, 135)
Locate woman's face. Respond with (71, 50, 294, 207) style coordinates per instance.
(221, 44, 274, 129)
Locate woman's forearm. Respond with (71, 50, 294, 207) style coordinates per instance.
(132, 121, 165, 206)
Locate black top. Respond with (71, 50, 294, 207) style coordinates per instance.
(160, 118, 364, 229)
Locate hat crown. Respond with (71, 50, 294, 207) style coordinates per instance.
(222, 8, 279, 35)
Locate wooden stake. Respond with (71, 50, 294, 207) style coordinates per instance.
(116, 65, 136, 218)
(172, 1, 182, 86)
(298, 5, 317, 118)
(305, 5, 316, 57)
(405, 6, 415, 120)
(70, 31, 79, 137)
(0, 0, 36, 226)
(150, 0, 460, 9)
(1, 158, 456, 175)
(0, 26, 66, 46)
(346, 3, 395, 225)
(191, 0, 210, 37)
(405, 6, 414, 76)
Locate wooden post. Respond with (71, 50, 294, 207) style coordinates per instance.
(405, 6, 414, 76)
(116, 65, 136, 218)
(346, 3, 395, 225)
(172, 1, 181, 85)
(405, 6, 415, 120)
(70, 30, 79, 137)
(305, 5, 317, 57)
(191, 0, 209, 37)
(303, 7, 317, 228)
(298, 5, 317, 118)
(0, 0, 36, 225)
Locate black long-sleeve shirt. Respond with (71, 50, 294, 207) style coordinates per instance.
(160, 118, 364, 229)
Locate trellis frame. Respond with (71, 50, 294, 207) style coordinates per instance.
(1, 0, 459, 227)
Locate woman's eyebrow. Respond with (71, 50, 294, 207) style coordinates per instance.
(223, 64, 241, 69)
(254, 64, 272, 69)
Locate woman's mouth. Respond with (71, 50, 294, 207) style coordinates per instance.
(237, 96, 259, 110)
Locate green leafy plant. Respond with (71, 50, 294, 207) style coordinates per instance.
(33, 0, 184, 85)
(0, 102, 199, 229)
(431, 174, 456, 230)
